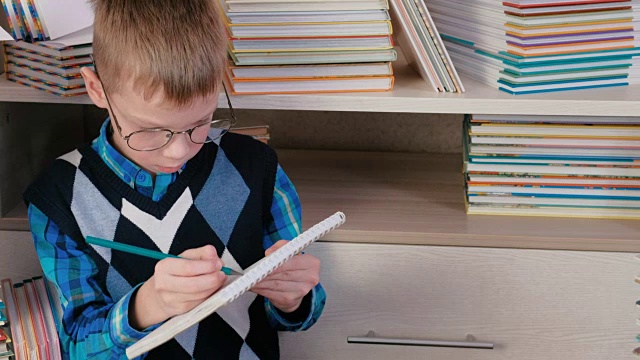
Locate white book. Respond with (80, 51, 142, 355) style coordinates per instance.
(229, 62, 393, 78)
(6, 27, 93, 59)
(230, 49, 398, 65)
(504, 48, 640, 64)
(470, 114, 640, 124)
(23, 280, 49, 360)
(509, 0, 633, 5)
(33, 277, 62, 360)
(227, 21, 392, 37)
(498, 78, 628, 94)
(126, 212, 346, 359)
(2, 0, 24, 39)
(470, 136, 640, 147)
(5, 48, 93, 67)
(13, 284, 39, 360)
(7, 63, 85, 87)
(229, 36, 393, 52)
(225, 0, 389, 12)
(468, 196, 640, 209)
(229, 76, 393, 93)
(467, 175, 640, 186)
(33, 0, 93, 40)
(466, 203, 640, 219)
(469, 157, 639, 165)
(225, 9, 390, 23)
(7, 73, 88, 96)
(469, 145, 640, 157)
(505, 10, 634, 27)
(464, 163, 640, 177)
(506, 2, 640, 15)
(470, 124, 640, 137)
(503, 59, 639, 75)
(506, 22, 636, 36)
(18, 0, 42, 40)
(500, 68, 628, 83)
(511, 31, 640, 46)
(8, 56, 90, 77)
(390, 0, 439, 91)
(468, 185, 640, 197)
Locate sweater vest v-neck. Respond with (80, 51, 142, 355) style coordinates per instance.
(24, 133, 280, 359)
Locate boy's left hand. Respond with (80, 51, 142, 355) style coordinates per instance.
(251, 240, 321, 313)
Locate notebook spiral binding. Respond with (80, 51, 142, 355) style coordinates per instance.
(235, 211, 345, 298)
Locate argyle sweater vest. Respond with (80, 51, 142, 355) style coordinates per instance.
(24, 134, 281, 359)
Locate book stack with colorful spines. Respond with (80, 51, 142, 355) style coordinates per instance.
(425, 0, 640, 94)
(0, 277, 62, 360)
(0, 0, 94, 96)
(464, 113, 640, 219)
(218, 0, 397, 94)
(3, 26, 93, 97)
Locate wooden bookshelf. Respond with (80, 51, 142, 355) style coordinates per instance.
(6, 150, 635, 252)
(2, 52, 640, 116)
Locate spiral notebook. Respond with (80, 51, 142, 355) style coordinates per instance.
(126, 211, 346, 359)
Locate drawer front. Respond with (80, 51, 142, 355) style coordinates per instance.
(280, 242, 637, 360)
(0, 231, 42, 282)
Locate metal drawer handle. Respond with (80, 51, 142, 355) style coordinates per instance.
(347, 331, 494, 350)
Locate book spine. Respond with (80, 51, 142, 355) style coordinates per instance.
(24, 0, 43, 40)
(14, 0, 32, 42)
(9, 0, 25, 40)
(0, 0, 16, 38)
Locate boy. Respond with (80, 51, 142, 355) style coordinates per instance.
(23, 0, 325, 359)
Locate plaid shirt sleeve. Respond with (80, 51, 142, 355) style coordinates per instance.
(262, 165, 327, 332)
(28, 204, 160, 359)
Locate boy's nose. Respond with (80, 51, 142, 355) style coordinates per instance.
(162, 133, 191, 160)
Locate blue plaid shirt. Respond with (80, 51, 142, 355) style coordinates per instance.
(28, 119, 326, 359)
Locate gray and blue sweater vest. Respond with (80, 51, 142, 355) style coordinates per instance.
(24, 133, 281, 359)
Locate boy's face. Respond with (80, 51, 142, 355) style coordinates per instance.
(82, 68, 220, 175)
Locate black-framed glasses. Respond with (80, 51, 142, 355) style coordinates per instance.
(90, 55, 237, 151)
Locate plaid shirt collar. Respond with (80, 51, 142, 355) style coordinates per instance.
(91, 119, 185, 201)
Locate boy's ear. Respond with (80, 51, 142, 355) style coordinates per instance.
(81, 67, 109, 109)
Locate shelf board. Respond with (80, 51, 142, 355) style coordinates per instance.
(278, 149, 640, 253)
(2, 51, 640, 116)
(0, 201, 27, 231)
(4, 149, 640, 252)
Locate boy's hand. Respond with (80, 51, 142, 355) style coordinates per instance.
(132, 245, 226, 329)
(251, 240, 321, 313)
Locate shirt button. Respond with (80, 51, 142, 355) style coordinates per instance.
(137, 173, 147, 182)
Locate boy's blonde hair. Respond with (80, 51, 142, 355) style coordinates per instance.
(90, 0, 227, 107)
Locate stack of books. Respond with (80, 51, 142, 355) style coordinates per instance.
(230, 125, 270, 144)
(425, 0, 640, 94)
(218, 0, 397, 94)
(389, 0, 464, 92)
(464, 114, 640, 219)
(3, 26, 93, 96)
(1, 277, 62, 360)
(0, 0, 94, 96)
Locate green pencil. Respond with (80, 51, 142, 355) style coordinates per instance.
(86, 236, 242, 276)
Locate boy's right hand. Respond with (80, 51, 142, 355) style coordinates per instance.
(131, 245, 227, 330)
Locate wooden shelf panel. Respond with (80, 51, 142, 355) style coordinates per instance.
(2, 51, 640, 116)
(0, 201, 28, 231)
(5, 149, 640, 252)
(278, 149, 640, 252)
